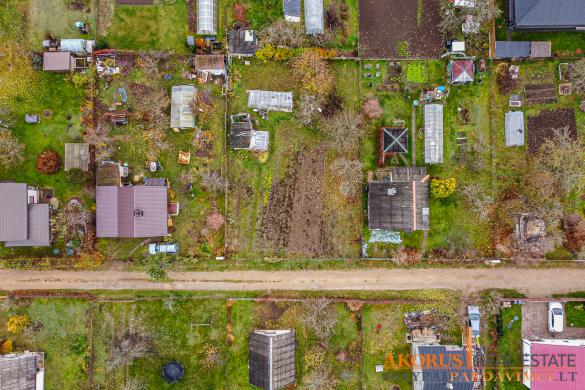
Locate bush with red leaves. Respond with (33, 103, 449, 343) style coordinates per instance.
(207, 212, 225, 231)
(36, 150, 61, 175)
(563, 214, 585, 254)
(234, 3, 247, 24)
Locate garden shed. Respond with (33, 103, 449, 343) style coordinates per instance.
(378, 127, 408, 166)
(449, 60, 474, 84)
(197, 0, 217, 35)
(0, 352, 45, 390)
(247, 90, 293, 112)
(367, 167, 430, 231)
(64, 143, 90, 171)
(424, 104, 444, 164)
(230, 113, 269, 151)
(249, 330, 296, 390)
(228, 29, 257, 57)
(495, 41, 531, 58)
(43, 52, 73, 72)
(283, 0, 301, 22)
(192, 55, 226, 78)
(304, 0, 324, 35)
(170, 85, 197, 129)
(505, 111, 525, 146)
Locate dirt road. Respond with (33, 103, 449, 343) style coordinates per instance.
(0, 268, 584, 296)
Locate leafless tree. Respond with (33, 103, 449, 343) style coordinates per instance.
(304, 365, 338, 390)
(460, 183, 494, 222)
(302, 298, 337, 341)
(201, 343, 224, 369)
(259, 20, 306, 48)
(298, 94, 322, 125)
(84, 123, 114, 161)
(332, 158, 363, 199)
(0, 129, 24, 169)
(200, 171, 227, 193)
(569, 59, 585, 95)
(123, 378, 146, 390)
(107, 328, 151, 371)
(0, 105, 16, 130)
(321, 110, 363, 152)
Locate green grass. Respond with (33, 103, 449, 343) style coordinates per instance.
(105, 1, 189, 52)
(26, 0, 96, 51)
(406, 62, 428, 83)
(565, 302, 585, 328)
(226, 0, 282, 30)
(496, 304, 525, 389)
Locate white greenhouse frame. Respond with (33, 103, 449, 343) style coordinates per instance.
(304, 0, 324, 35)
(197, 0, 217, 35)
(424, 104, 444, 164)
(247, 90, 293, 112)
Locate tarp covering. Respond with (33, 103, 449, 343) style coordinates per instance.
(304, 0, 324, 34)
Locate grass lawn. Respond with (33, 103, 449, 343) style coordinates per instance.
(496, 304, 525, 390)
(0, 298, 91, 389)
(226, 0, 283, 30)
(26, 0, 96, 51)
(105, 1, 189, 53)
(565, 302, 585, 328)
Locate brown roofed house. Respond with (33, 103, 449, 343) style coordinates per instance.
(0, 183, 51, 247)
(96, 185, 168, 238)
(367, 167, 430, 231)
(43, 51, 73, 72)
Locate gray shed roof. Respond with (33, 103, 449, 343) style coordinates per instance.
(43, 51, 73, 72)
(495, 41, 531, 58)
(510, 0, 585, 29)
(304, 0, 324, 34)
(247, 90, 293, 112)
(0, 183, 28, 242)
(96, 185, 168, 238)
(505, 111, 525, 146)
(367, 167, 430, 231)
(64, 143, 90, 171)
(424, 104, 444, 164)
(283, 0, 301, 21)
(412, 344, 474, 390)
(5, 204, 51, 247)
(229, 30, 257, 56)
(0, 352, 44, 390)
(249, 330, 296, 390)
(170, 85, 196, 129)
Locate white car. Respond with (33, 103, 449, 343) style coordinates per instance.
(148, 243, 179, 255)
(548, 302, 564, 333)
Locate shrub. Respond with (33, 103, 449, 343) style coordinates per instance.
(7, 315, 30, 334)
(430, 178, 456, 198)
(291, 50, 334, 97)
(255, 44, 294, 62)
(396, 41, 409, 57)
(144, 253, 171, 280)
(406, 62, 428, 83)
(65, 168, 90, 185)
(36, 150, 62, 175)
(0, 339, 13, 354)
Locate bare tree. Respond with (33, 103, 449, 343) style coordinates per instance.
(321, 110, 364, 152)
(123, 378, 146, 390)
(460, 183, 494, 222)
(201, 343, 224, 369)
(0, 129, 24, 169)
(332, 158, 363, 199)
(298, 94, 322, 125)
(200, 171, 227, 193)
(568, 59, 585, 95)
(107, 329, 151, 371)
(259, 20, 306, 48)
(50, 199, 92, 243)
(292, 50, 334, 97)
(302, 298, 337, 341)
(0, 105, 16, 130)
(304, 365, 338, 390)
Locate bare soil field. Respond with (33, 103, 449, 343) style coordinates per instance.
(359, 0, 442, 58)
(257, 145, 329, 256)
(527, 108, 577, 153)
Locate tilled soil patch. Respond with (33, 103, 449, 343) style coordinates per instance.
(527, 108, 577, 153)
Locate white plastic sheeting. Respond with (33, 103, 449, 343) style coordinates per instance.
(424, 104, 444, 164)
(304, 0, 324, 35)
(505, 111, 524, 146)
(197, 0, 217, 35)
(247, 90, 293, 112)
(170, 85, 197, 129)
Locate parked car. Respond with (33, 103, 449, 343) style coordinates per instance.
(148, 242, 179, 255)
(548, 302, 564, 333)
(468, 305, 480, 338)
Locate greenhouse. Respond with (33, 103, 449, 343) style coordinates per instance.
(304, 0, 324, 35)
(424, 104, 444, 164)
(197, 0, 217, 35)
(247, 90, 293, 112)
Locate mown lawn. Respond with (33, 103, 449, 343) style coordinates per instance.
(565, 301, 585, 328)
(496, 304, 525, 390)
(105, 1, 189, 52)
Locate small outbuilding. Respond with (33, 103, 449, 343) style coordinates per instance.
(424, 104, 444, 164)
(230, 113, 269, 152)
(162, 361, 184, 384)
(229, 29, 258, 57)
(197, 0, 217, 35)
(505, 111, 525, 147)
(377, 127, 408, 166)
(0, 351, 45, 389)
(170, 85, 197, 129)
(283, 0, 301, 22)
(304, 0, 324, 35)
(191, 55, 226, 78)
(367, 167, 430, 232)
(43, 51, 73, 72)
(247, 90, 293, 112)
(494, 41, 551, 58)
(449, 60, 474, 84)
(64, 143, 90, 171)
(249, 330, 296, 390)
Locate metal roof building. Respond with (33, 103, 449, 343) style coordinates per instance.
(247, 90, 293, 112)
(509, 0, 585, 30)
(228, 29, 258, 57)
(304, 0, 324, 35)
(283, 0, 301, 22)
(411, 344, 475, 390)
(197, 0, 217, 34)
(170, 85, 196, 129)
(249, 330, 296, 390)
(424, 104, 444, 164)
(0, 352, 45, 390)
(495, 41, 532, 58)
(367, 167, 430, 232)
(42, 52, 73, 72)
(505, 111, 525, 146)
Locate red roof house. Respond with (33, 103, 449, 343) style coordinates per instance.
(450, 60, 474, 84)
(522, 339, 585, 390)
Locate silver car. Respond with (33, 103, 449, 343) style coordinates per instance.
(468, 305, 480, 339)
(548, 302, 564, 333)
